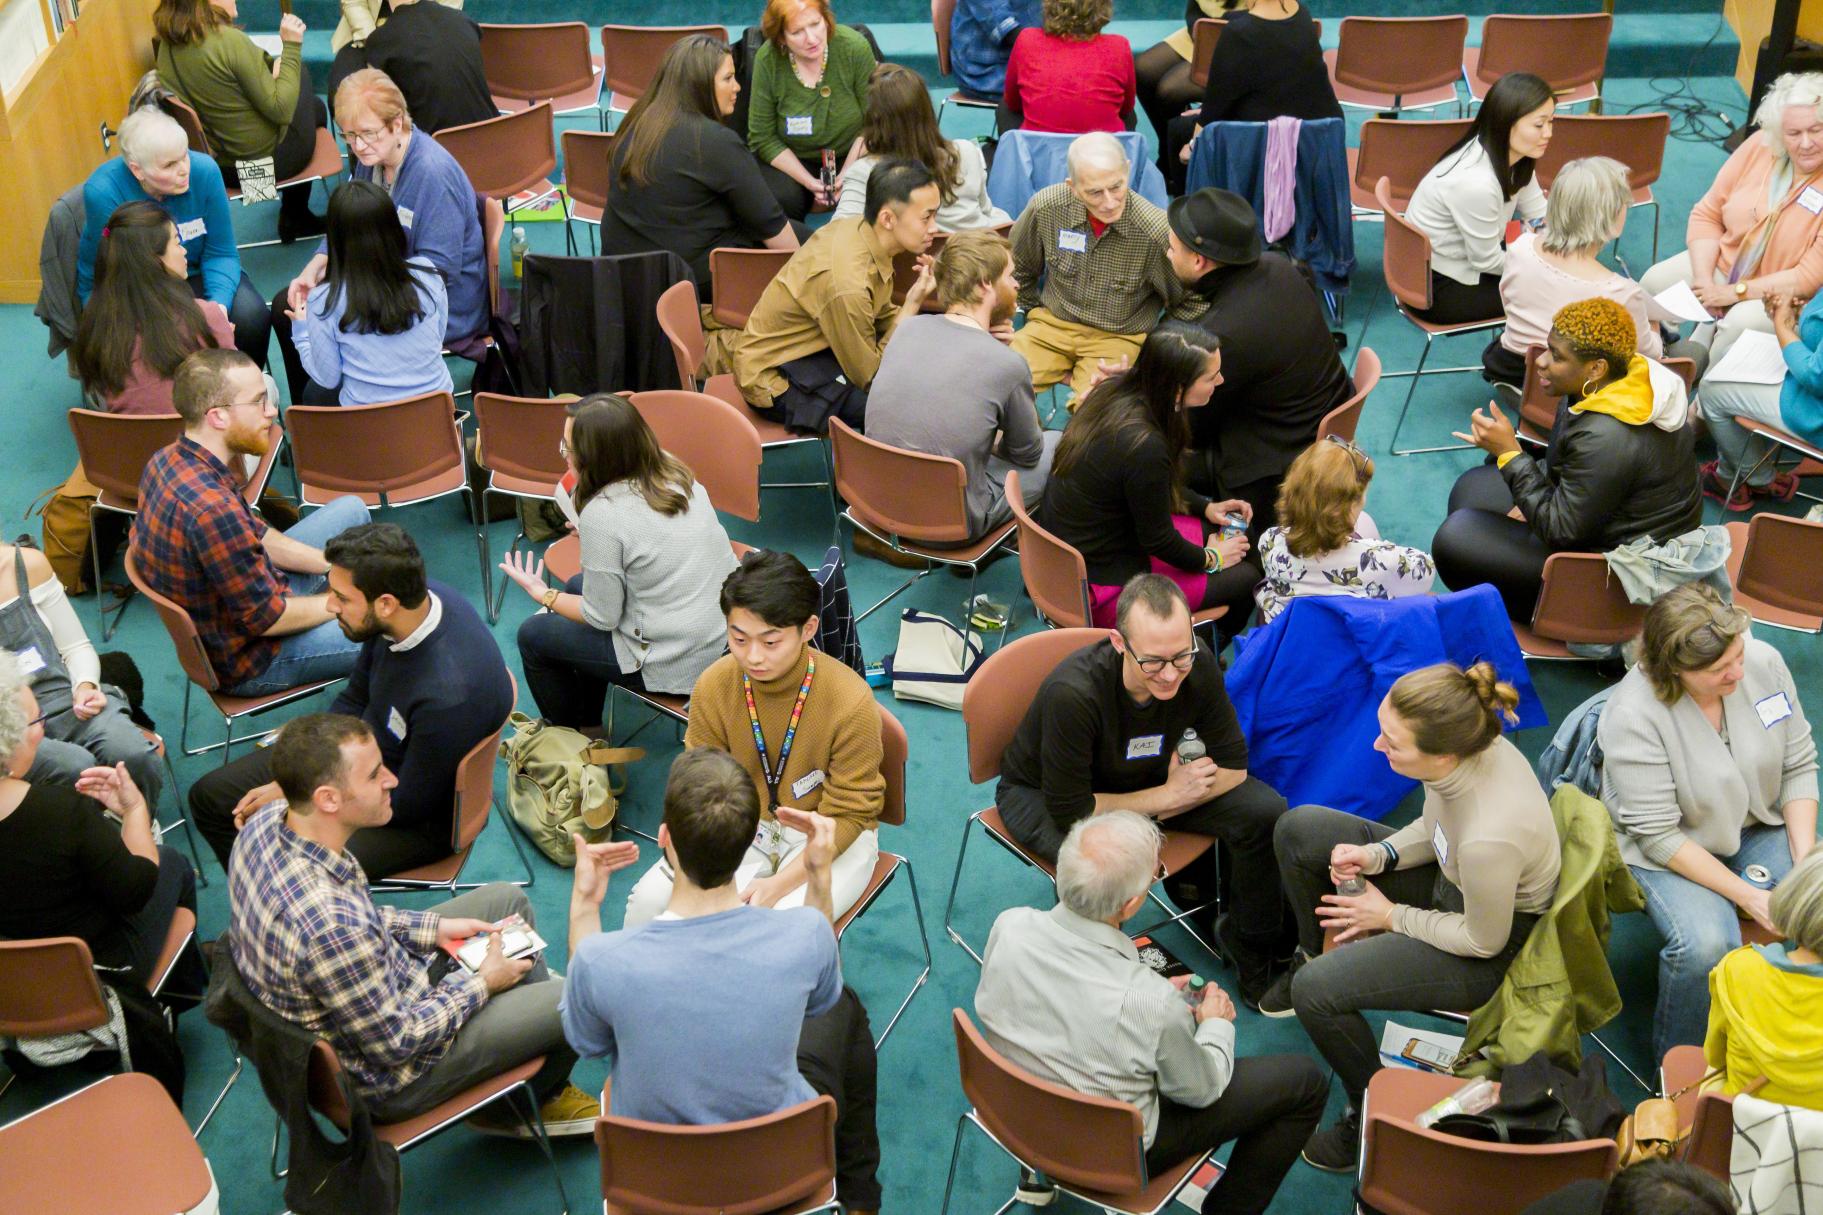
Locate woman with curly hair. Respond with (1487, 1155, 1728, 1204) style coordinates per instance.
(1000, 0, 1135, 134)
(1432, 297, 1702, 621)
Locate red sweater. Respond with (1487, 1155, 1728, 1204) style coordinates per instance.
(1002, 30, 1136, 134)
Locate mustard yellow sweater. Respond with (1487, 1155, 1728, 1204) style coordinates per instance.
(1706, 942, 1823, 1110)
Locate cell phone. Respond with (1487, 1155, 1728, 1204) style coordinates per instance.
(1401, 1038, 1457, 1073)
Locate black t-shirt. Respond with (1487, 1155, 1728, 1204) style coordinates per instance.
(1197, 7, 1341, 125)
(363, 3, 497, 135)
(599, 113, 790, 290)
(998, 640, 1248, 834)
(0, 783, 158, 969)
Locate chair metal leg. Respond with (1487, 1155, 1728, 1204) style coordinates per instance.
(162, 742, 208, 887)
(943, 813, 988, 964)
(1389, 333, 1476, 456)
(939, 1114, 971, 1215)
(872, 859, 933, 1048)
(1589, 1030, 1655, 1095)
(512, 1082, 572, 1215)
(491, 802, 540, 888)
(1131, 887, 1221, 961)
(194, 1050, 244, 1135)
(270, 1116, 287, 1178)
(490, 525, 530, 624)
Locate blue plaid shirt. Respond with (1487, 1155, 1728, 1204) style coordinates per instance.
(228, 805, 487, 1099)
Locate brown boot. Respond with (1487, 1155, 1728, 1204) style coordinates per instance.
(851, 529, 927, 570)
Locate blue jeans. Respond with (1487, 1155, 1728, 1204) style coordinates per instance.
(227, 496, 371, 696)
(1630, 823, 1798, 1061)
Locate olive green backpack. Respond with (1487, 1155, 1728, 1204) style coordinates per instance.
(500, 713, 643, 867)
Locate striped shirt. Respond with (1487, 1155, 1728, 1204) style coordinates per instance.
(1009, 184, 1204, 336)
(974, 904, 1235, 1146)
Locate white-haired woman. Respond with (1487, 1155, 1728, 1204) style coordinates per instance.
(0, 651, 197, 986)
(1487, 156, 1707, 386)
(75, 106, 269, 365)
(1641, 72, 1823, 362)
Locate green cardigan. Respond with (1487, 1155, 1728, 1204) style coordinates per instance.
(746, 24, 875, 165)
(156, 28, 301, 163)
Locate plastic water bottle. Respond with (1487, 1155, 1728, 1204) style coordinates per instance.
(1219, 511, 1249, 540)
(1182, 975, 1208, 1008)
(1176, 729, 1207, 764)
(1336, 874, 1366, 897)
(510, 227, 528, 282)
(1414, 1077, 1498, 1129)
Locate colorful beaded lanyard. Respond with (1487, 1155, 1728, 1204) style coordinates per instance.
(742, 656, 815, 809)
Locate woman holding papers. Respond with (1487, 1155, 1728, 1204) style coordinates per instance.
(1698, 290, 1823, 510)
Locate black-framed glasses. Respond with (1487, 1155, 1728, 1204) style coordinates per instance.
(1119, 632, 1199, 675)
(24, 710, 49, 729)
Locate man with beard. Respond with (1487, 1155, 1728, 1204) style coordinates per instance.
(863, 229, 1055, 547)
(187, 521, 513, 880)
(135, 348, 371, 699)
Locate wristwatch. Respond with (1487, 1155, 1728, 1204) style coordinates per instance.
(541, 587, 560, 610)
(1735, 282, 1749, 299)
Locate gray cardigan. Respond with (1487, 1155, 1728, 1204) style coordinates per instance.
(572, 481, 738, 695)
(1599, 638, 1819, 870)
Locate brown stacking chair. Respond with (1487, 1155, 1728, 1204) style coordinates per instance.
(627, 389, 764, 521)
(1464, 14, 1611, 111)
(601, 24, 730, 118)
(478, 22, 603, 118)
(124, 545, 342, 759)
(598, 1092, 841, 1215)
(0, 1073, 216, 1214)
(1002, 471, 1228, 633)
(436, 104, 565, 220)
(1376, 176, 1506, 455)
(1317, 347, 1382, 443)
(66, 409, 182, 640)
(931, 0, 1000, 126)
(944, 629, 1219, 963)
(1511, 551, 1646, 660)
(828, 416, 1017, 624)
(1725, 513, 1823, 633)
(1187, 18, 1226, 91)
(472, 392, 575, 620)
(1726, 417, 1823, 507)
(161, 95, 344, 249)
(833, 706, 933, 1048)
(1533, 112, 1670, 260)
(1662, 1044, 1736, 1183)
(286, 391, 470, 511)
(1359, 1067, 1618, 1215)
(1348, 118, 1474, 218)
(1327, 16, 1467, 115)
(710, 246, 797, 329)
(941, 1010, 1215, 1215)
(561, 129, 617, 253)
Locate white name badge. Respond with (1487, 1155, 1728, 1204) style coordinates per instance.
(1126, 734, 1164, 760)
(785, 115, 813, 136)
(791, 768, 826, 800)
(1799, 187, 1823, 215)
(396, 205, 415, 229)
(387, 706, 408, 740)
(13, 646, 45, 676)
(1756, 691, 1794, 728)
(176, 217, 207, 241)
(1432, 821, 1450, 867)
(1058, 229, 1088, 253)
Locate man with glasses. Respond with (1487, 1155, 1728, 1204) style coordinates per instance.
(995, 572, 1293, 1007)
(1009, 132, 1204, 406)
(1163, 188, 1352, 530)
(134, 348, 371, 697)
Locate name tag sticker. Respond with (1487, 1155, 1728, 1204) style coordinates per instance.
(13, 646, 45, 676)
(1432, 822, 1450, 867)
(785, 115, 813, 136)
(1800, 187, 1823, 215)
(1756, 692, 1794, 728)
(1058, 229, 1088, 253)
(176, 217, 207, 241)
(396, 205, 414, 229)
(790, 768, 826, 800)
(1126, 734, 1164, 760)
(387, 706, 408, 740)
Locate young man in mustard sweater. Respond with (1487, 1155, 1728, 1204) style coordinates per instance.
(620, 549, 884, 927)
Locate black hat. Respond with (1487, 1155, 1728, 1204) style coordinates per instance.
(1166, 188, 1262, 266)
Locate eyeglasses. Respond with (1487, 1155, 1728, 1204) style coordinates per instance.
(1119, 632, 1199, 675)
(344, 126, 393, 149)
(1324, 433, 1370, 478)
(558, 437, 572, 458)
(24, 710, 48, 729)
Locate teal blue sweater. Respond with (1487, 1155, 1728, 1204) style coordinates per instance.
(1781, 293, 1823, 448)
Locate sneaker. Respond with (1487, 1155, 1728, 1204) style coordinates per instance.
(467, 1083, 599, 1139)
(1301, 1109, 1362, 1173)
(1699, 462, 1755, 513)
(1256, 949, 1309, 1019)
(1014, 1167, 1057, 1207)
(1213, 913, 1275, 1012)
(1764, 471, 1801, 502)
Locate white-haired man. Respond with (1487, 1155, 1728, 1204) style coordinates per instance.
(974, 810, 1326, 1215)
(1008, 131, 1202, 403)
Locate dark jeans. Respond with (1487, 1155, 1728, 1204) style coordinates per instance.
(996, 774, 1290, 958)
(796, 987, 882, 1210)
(121, 845, 203, 991)
(192, 747, 451, 880)
(1147, 1054, 1328, 1215)
(194, 272, 272, 369)
(515, 575, 647, 728)
(1409, 271, 1503, 325)
(1431, 463, 1550, 622)
(1274, 804, 1536, 1109)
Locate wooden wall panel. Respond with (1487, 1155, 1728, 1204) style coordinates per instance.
(1727, 0, 1823, 99)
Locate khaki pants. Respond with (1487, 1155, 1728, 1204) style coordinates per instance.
(1010, 307, 1146, 405)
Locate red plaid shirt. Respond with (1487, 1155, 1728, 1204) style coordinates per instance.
(134, 437, 286, 688)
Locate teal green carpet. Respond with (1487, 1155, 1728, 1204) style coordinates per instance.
(4, 56, 1815, 1215)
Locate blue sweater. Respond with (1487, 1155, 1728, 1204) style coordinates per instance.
(1780, 292, 1823, 449)
(949, 0, 1042, 99)
(327, 581, 513, 834)
(295, 256, 455, 404)
(77, 154, 241, 307)
(324, 131, 488, 342)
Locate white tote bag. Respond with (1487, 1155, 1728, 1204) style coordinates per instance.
(884, 609, 984, 710)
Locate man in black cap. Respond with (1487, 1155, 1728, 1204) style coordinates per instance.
(1164, 189, 1354, 536)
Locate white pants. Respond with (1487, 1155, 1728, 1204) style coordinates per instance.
(1700, 373, 1788, 484)
(622, 823, 881, 928)
(1640, 251, 1773, 364)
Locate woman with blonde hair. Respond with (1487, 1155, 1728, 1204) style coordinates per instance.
(1706, 848, 1823, 1108)
(1253, 437, 1434, 624)
(834, 63, 1009, 231)
(1601, 582, 1817, 1061)
(1271, 660, 1560, 1171)
(1000, 0, 1135, 133)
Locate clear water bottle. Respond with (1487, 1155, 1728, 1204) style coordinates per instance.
(1336, 874, 1366, 897)
(1182, 975, 1207, 1008)
(1176, 728, 1207, 764)
(509, 227, 528, 282)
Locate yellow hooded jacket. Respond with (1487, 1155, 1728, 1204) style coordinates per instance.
(1704, 943, 1823, 1109)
